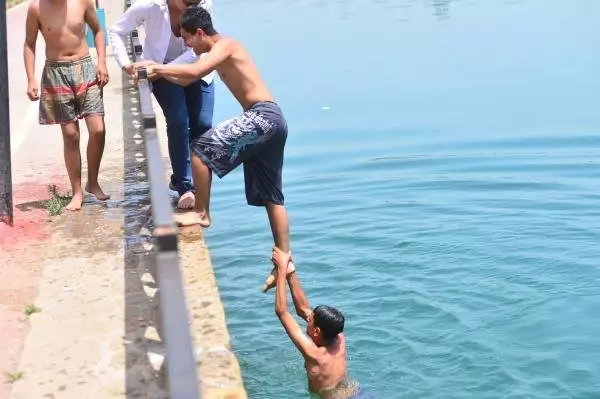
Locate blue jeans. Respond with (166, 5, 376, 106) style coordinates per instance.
(152, 78, 214, 195)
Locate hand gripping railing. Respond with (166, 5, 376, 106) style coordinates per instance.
(124, 1, 201, 397)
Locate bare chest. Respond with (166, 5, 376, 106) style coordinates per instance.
(39, 1, 86, 37)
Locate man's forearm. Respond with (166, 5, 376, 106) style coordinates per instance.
(287, 273, 311, 320)
(24, 45, 36, 82)
(155, 64, 201, 82)
(94, 31, 106, 65)
(275, 269, 288, 316)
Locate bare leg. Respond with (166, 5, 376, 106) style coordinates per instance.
(262, 203, 291, 291)
(174, 154, 212, 227)
(61, 122, 84, 211)
(266, 203, 290, 252)
(84, 115, 110, 200)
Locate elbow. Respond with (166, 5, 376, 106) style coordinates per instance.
(275, 307, 286, 318)
(296, 308, 310, 321)
(92, 27, 104, 37)
(293, 304, 311, 320)
(108, 24, 123, 36)
(107, 28, 123, 44)
(183, 70, 199, 80)
(107, 29, 119, 43)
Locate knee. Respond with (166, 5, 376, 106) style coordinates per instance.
(191, 152, 209, 167)
(88, 128, 105, 137)
(199, 105, 214, 127)
(190, 112, 212, 140)
(197, 99, 214, 131)
(199, 116, 213, 133)
(62, 130, 80, 148)
(166, 120, 189, 138)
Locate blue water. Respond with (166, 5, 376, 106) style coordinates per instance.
(206, 0, 600, 397)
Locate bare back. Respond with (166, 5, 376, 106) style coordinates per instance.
(32, 0, 90, 61)
(305, 334, 349, 396)
(213, 38, 274, 111)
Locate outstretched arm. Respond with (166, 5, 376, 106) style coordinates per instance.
(107, 0, 147, 73)
(287, 271, 312, 322)
(129, 60, 194, 86)
(150, 39, 232, 86)
(273, 248, 319, 360)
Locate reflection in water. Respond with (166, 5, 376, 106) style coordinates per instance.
(212, 0, 600, 398)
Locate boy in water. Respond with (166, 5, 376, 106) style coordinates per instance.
(24, 0, 109, 211)
(141, 7, 290, 288)
(272, 247, 358, 399)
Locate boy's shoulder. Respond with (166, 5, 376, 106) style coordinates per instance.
(215, 37, 239, 49)
(210, 37, 244, 59)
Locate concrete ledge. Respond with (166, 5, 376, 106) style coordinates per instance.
(178, 228, 248, 399)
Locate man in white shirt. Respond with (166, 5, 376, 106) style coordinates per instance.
(109, 0, 215, 209)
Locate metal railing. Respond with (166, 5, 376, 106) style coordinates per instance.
(125, 1, 201, 397)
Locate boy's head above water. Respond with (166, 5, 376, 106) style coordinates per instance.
(308, 305, 345, 346)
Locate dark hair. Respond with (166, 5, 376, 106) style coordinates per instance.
(180, 6, 218, 35)
(313, 305, 345, 343)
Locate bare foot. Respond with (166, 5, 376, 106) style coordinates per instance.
(177, 191, 195, 209)
(65, 192, 84, 211)
(85, 183, 110, 201)
(262, 260, 296, 293)
(174, 211, 211, 228)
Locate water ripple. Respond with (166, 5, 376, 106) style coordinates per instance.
(206, 0, 600, 397)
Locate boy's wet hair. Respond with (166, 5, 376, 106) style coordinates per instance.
(313, 305, 345, 343)
(181, 6, 218, 36)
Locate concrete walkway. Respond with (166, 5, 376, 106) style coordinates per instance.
(1, 1, 247, 398)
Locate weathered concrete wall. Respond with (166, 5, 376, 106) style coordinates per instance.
(179, 228, 248, 399)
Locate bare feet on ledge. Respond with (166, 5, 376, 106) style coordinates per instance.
(65, 192, 84, 211)
(262, 253, 296, 292)
(173, 211, 211, 228)
(177, 191, 195, 209)
(85, 183, 110, 201)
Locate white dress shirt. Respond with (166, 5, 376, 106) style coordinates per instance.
(108, 0, 214, 84)
(163, 32, 187, 63)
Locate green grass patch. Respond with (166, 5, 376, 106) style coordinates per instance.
(44, 185, 71, 216)
(24, 303, 41, 316)
(4, 371, 24, 384)
(6, 0, 27, 10)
